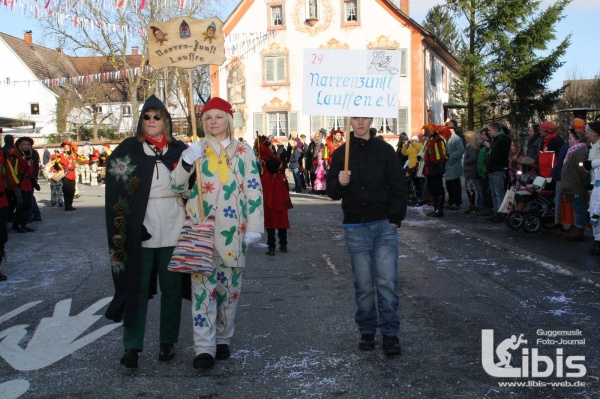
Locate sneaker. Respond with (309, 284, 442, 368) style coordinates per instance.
(215, 344, 231, 360)
(358, 334, 375, 351)
(193, 353, 215, 369)
(382, 335, 401, 356)
(120, 349, 139, 368)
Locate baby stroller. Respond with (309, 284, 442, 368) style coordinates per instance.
(506, 173, 556, 234)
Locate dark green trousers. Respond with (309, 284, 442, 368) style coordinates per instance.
(123, 247, 182, 351)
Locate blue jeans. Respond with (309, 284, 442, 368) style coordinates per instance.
(344, 220, 400, 336)
(489, 171, 506, 215)
(474, 178, 484, 209)
(572, 195, 587, 228)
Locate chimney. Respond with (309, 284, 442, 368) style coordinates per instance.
(24, 30, 33, 46)
(399, 0, 409, 15)
(56, 47, 63, 54)
(132, 46, 139, 55)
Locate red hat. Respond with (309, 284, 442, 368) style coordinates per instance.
(16, 137, 34, 147)
(570, 118, 586, 132)
(93, 150, 101, 157)
(61, 141, 78, 152)
(201, 97, 233, 117)
(540, 121, 556, 133)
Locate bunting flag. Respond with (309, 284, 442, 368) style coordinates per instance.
(0, 65, 154, 87)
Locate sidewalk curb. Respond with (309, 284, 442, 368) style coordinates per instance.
(412, 209, 600, 287)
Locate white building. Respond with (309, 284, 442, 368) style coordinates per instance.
(214, 0, 461, 143)
(0, 31, 188, 138)
(0, 31, 76, 135)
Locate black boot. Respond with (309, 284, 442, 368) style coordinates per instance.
(464, 190, 476, 213)
(0, 250, 6, 281)
(426, 195, 440, 216)
(590, 241, 600, 255)
(266, 247, 275, 256)
(431, 195, 444, 217)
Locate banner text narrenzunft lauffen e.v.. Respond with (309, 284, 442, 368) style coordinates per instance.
(302, 49, 401, 118)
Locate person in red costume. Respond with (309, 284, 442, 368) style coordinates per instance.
(324, 129, 345, 166)
(60, 141, 78, 211)
(0, 139, 19, 280)
(254, 135, 292, 255)
(9, 137, 39, 232)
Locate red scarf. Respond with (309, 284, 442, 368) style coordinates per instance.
(144, 133, 166, 149)
(542, 132, 558, 150)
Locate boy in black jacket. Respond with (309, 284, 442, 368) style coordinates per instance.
(326, 117, 407, 356)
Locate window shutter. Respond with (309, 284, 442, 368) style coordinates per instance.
(397, 107, 408, 135)
(253, 112, 264, 136)
(289, 111, 298, 133)
(276, 57, 286, 82)
(310, 115, 321, 133)
(400, 48, 407, 76)
(265, 58, 274, 83)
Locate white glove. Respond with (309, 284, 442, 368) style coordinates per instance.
(183, 140, 205, 164)
(245, 231, 261, 245)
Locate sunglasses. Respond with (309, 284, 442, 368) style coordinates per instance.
(143, 114, 162, 121)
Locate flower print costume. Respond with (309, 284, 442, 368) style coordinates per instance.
(170, 132, 264, 358)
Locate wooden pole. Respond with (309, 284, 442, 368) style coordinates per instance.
(188, 68, 204, 222)
(344, 116, 351, 171)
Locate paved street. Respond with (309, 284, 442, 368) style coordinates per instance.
(1, 182, 599, 398)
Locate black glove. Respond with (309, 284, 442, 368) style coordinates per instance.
(417, 155, 423, 162)
(583, 160, 592, 171)
(587, 184, 594, 191)
(33, 180, 41, 191)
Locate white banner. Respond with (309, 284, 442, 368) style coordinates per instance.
(302, 49, 401, 118)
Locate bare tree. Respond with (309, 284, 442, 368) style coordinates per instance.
(39, 1, 218, 129)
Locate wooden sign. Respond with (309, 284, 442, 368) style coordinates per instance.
(146, 17, 226, 70)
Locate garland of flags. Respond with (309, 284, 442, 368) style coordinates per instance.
(0, 0, 279, 86)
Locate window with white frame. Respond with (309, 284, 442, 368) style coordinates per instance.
(122, 105, 131, 116)
(267, 112, 289, 137)
(263, 56, 287, 84)
(95, 106, 104, 115)
(344, 0, 358, 22)
(430, 54, 436, 86)
(325, 116, 346, 132)
(373, 117, 396, 134)
(442, 66, 448, 92)
(271, 5, 283, 26)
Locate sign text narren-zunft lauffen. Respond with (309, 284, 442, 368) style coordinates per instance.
(302, 49, 401, 118)
(146, 17, 225, 69)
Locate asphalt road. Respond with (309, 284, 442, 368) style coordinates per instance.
(0, 182, 599, 399)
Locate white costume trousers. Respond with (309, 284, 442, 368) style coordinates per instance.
(191, 252, 243, 357)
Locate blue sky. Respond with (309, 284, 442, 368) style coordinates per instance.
(1, 0, 597, 91)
